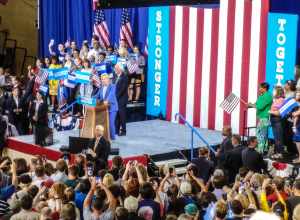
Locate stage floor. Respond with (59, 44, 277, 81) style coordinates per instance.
(10, 120, 222, 158)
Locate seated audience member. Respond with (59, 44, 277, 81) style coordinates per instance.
(191, 147, 214, 183)
(50, 159, 68, 183)
(10, 194, 39, 220)
(242, 136, 267, 173)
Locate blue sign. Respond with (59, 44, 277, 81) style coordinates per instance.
(75, 70, 91, 84)
(47, 68, 69, 80)
(77, 96, 96, 107)
(265, 13, 298, 87)
(146, 7, 170, 117)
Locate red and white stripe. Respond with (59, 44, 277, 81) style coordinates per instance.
(120, 24, 134, 49)
(166, 0, 269, 134)
(94, 22, 110, 48)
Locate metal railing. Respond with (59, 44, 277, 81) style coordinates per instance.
(175, 113, 216, 160)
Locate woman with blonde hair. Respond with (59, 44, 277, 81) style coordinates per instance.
(47, 182, 66, 212)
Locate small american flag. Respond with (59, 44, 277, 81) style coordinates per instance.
(35, 69, 48, 85)
(127, 60, 139, 74)
(120, 8, 133, 49)
(220, 93, 240, 114)
(94, 9, 110, 49)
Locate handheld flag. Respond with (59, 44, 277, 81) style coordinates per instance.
(220, 93, 240, 114)
(279, 97, 300, 118)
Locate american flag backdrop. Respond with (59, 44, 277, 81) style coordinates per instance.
(165, 0, 269, 134)
(120, 8, 134, 49)
(93, 9, 110, 48)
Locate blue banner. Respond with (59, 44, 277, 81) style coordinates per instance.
(75, 70, 91, 84)
(77, 96, 96, 107)
(106, 55, 117, 64)
(265, 13, 298, 87)
(47, 68, 69, 80)
(146, 7, 170, 117)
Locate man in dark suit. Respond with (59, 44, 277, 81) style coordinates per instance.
(216, 126, 233, 167)
(87, 125, 111, 165)
(242, 136, 267, 173)
(191, 147, 214, 183)
(23, 71, 35, 104)
(114, 64, 128, 136)
(29, 91, 48, 146)
(223, 135, 245, 184)
(5, 87, 26, 135)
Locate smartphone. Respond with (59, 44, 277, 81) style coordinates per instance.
(96, 176, 102, 184)
(169, 167, 174, 174)
(87, 164, 93, 177)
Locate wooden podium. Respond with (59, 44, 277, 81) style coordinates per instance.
(80, 102, 110, 141)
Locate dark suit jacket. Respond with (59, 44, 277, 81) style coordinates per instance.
(29, 101, 48, 126)
(220, 136, 233, 154)
(224, 145, 245, 183)
(191, 157, 214, 183)
(114, 73, 128, 108)
(23, 77, 35, 104)
(242, 147, 267, 173)
(90, 136, 111, 162)
(5, 96, 26, 124)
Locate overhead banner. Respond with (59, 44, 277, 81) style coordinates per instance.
(265, 13, 298, 87)
(146, 6, 170, 117)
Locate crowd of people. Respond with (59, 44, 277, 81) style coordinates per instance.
(247, 69, 300, 164)
(1, 33, 300, 220)
(0, 132, 299, 220)
(0, 36, 146, 146)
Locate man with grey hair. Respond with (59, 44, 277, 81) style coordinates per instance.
(87, 125, 111, 164)
(114, 63, 128, 136)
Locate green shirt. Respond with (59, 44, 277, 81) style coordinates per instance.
(255, 91, 273, 119)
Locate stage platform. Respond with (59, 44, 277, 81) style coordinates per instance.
(5, 120, 223, 164)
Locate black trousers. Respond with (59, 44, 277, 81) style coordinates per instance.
(115, 107, 127, 133)
(34, 124, 48, 146)
(282, 118, 298, 154)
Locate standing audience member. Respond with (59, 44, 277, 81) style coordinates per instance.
(292, 90, 300, 163)
(191, 147, 214, 183)
(29, 91, 48, 146)
(5, 87, 25, 135)
(283, 80, 298, 157)
(10, 194, 39, 220)
(242, 136, 267, 173)
(269, 86, 285, 159)
(0, 115, 7, 156)
(248, 82, 273, 154)
(224, 134, 244, 183)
